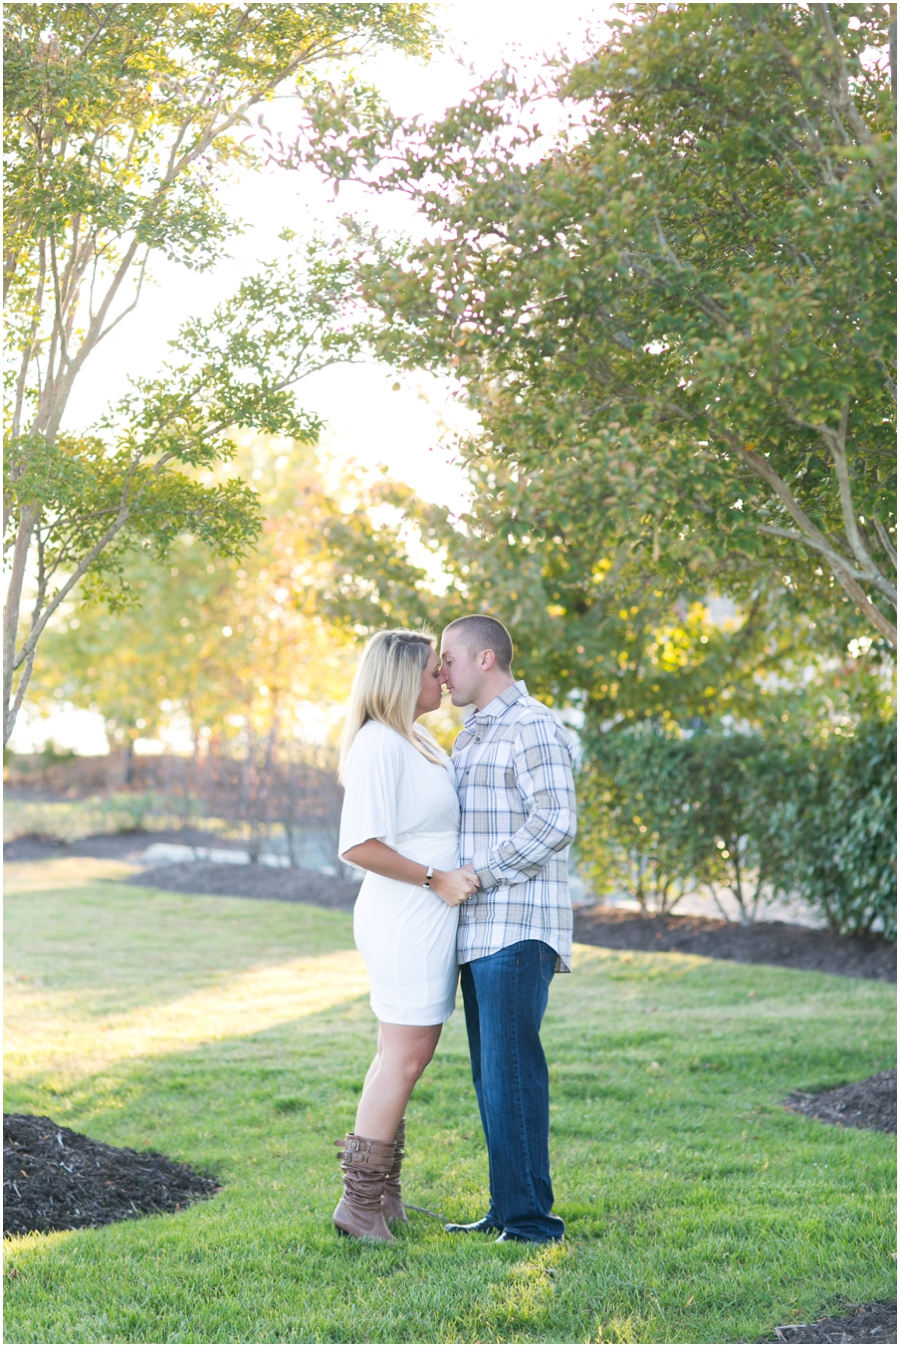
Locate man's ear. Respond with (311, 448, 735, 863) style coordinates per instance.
(479, 649, 496, 672)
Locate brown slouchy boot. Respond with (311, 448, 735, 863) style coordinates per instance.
(333, 1134, 395, 1241)
(382, 1118, 407, 1224)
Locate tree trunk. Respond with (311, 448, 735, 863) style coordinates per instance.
(3, 505, 38, 746)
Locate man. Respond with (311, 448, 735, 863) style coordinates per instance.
(440, 614, 577, 1245)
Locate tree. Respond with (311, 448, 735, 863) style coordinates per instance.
(311, 458, 849, 737)
(3, 1, 437, 745)
(318, 2, 897, 650)
(28, 435, 365, 755)
(29, 432, 464, 752)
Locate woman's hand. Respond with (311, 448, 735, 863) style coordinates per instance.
(431, 866, 480, 908)
(340, 839, 481, 906)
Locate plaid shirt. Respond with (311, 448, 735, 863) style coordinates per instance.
(452, 681, 577, 972)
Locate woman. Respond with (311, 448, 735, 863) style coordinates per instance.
(333, 629, 478, 1242)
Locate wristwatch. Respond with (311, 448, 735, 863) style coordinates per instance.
(422, 865, 435, 889)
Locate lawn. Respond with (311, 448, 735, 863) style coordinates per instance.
(4, 859, 896, 1345)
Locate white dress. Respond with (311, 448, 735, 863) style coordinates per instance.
(339, 719, 461, 1025)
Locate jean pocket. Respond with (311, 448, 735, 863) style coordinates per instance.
(539, 942, 556, 985)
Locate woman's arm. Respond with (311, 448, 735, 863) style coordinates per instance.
(343, 838, 478, 907)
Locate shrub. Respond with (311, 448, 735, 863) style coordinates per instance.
(760, 720, 897, 940)
(577, 726, 773, 923)
(577, 719, 897, 938)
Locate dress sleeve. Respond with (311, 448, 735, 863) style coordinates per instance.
(338, 725, 402, 856)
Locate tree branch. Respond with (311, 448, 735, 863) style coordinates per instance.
(11, 506, 134, 677)
(96, 248, 151, 343)
(11, 241, 47, 442)
(6, 643, 37, 747)
(873, 517, 898, 569)
(811, 3, 879, 151)
(758, 524, 896, 644)
(776, 398, 898, 602)
(817, 402, 883, 575)
(757, 523, 869, 577)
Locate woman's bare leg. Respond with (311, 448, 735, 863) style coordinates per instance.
(354, 1022, 442, 1142)
(360, 1025, 384, 1097)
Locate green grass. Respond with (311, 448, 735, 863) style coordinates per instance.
(4, 858, 896, 1344)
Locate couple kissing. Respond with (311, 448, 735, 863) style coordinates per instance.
(333, 615, 577, 1246)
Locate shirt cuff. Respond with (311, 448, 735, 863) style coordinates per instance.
(473, 851, 505, 890)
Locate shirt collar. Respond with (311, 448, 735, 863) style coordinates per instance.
(465, 680, 528, 729)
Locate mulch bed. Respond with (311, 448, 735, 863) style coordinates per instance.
(3, 1114, 218, 1236)
(129, 860, 362, 909)
(759, 1077, 897, 1341)
(784, 1069, 896, 1135)
(573, 904, 896, 983)
(758, 1301, 897, 1343)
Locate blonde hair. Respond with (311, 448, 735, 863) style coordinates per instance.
(338, 629, 445, 781)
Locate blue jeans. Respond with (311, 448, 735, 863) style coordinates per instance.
(459, 939, 564, 1243)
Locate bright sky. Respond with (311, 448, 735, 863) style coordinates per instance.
(64, 1, 612, 512)
(15, 2, 612, 755)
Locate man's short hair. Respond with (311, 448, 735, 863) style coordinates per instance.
(444, 614, 514, 672)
